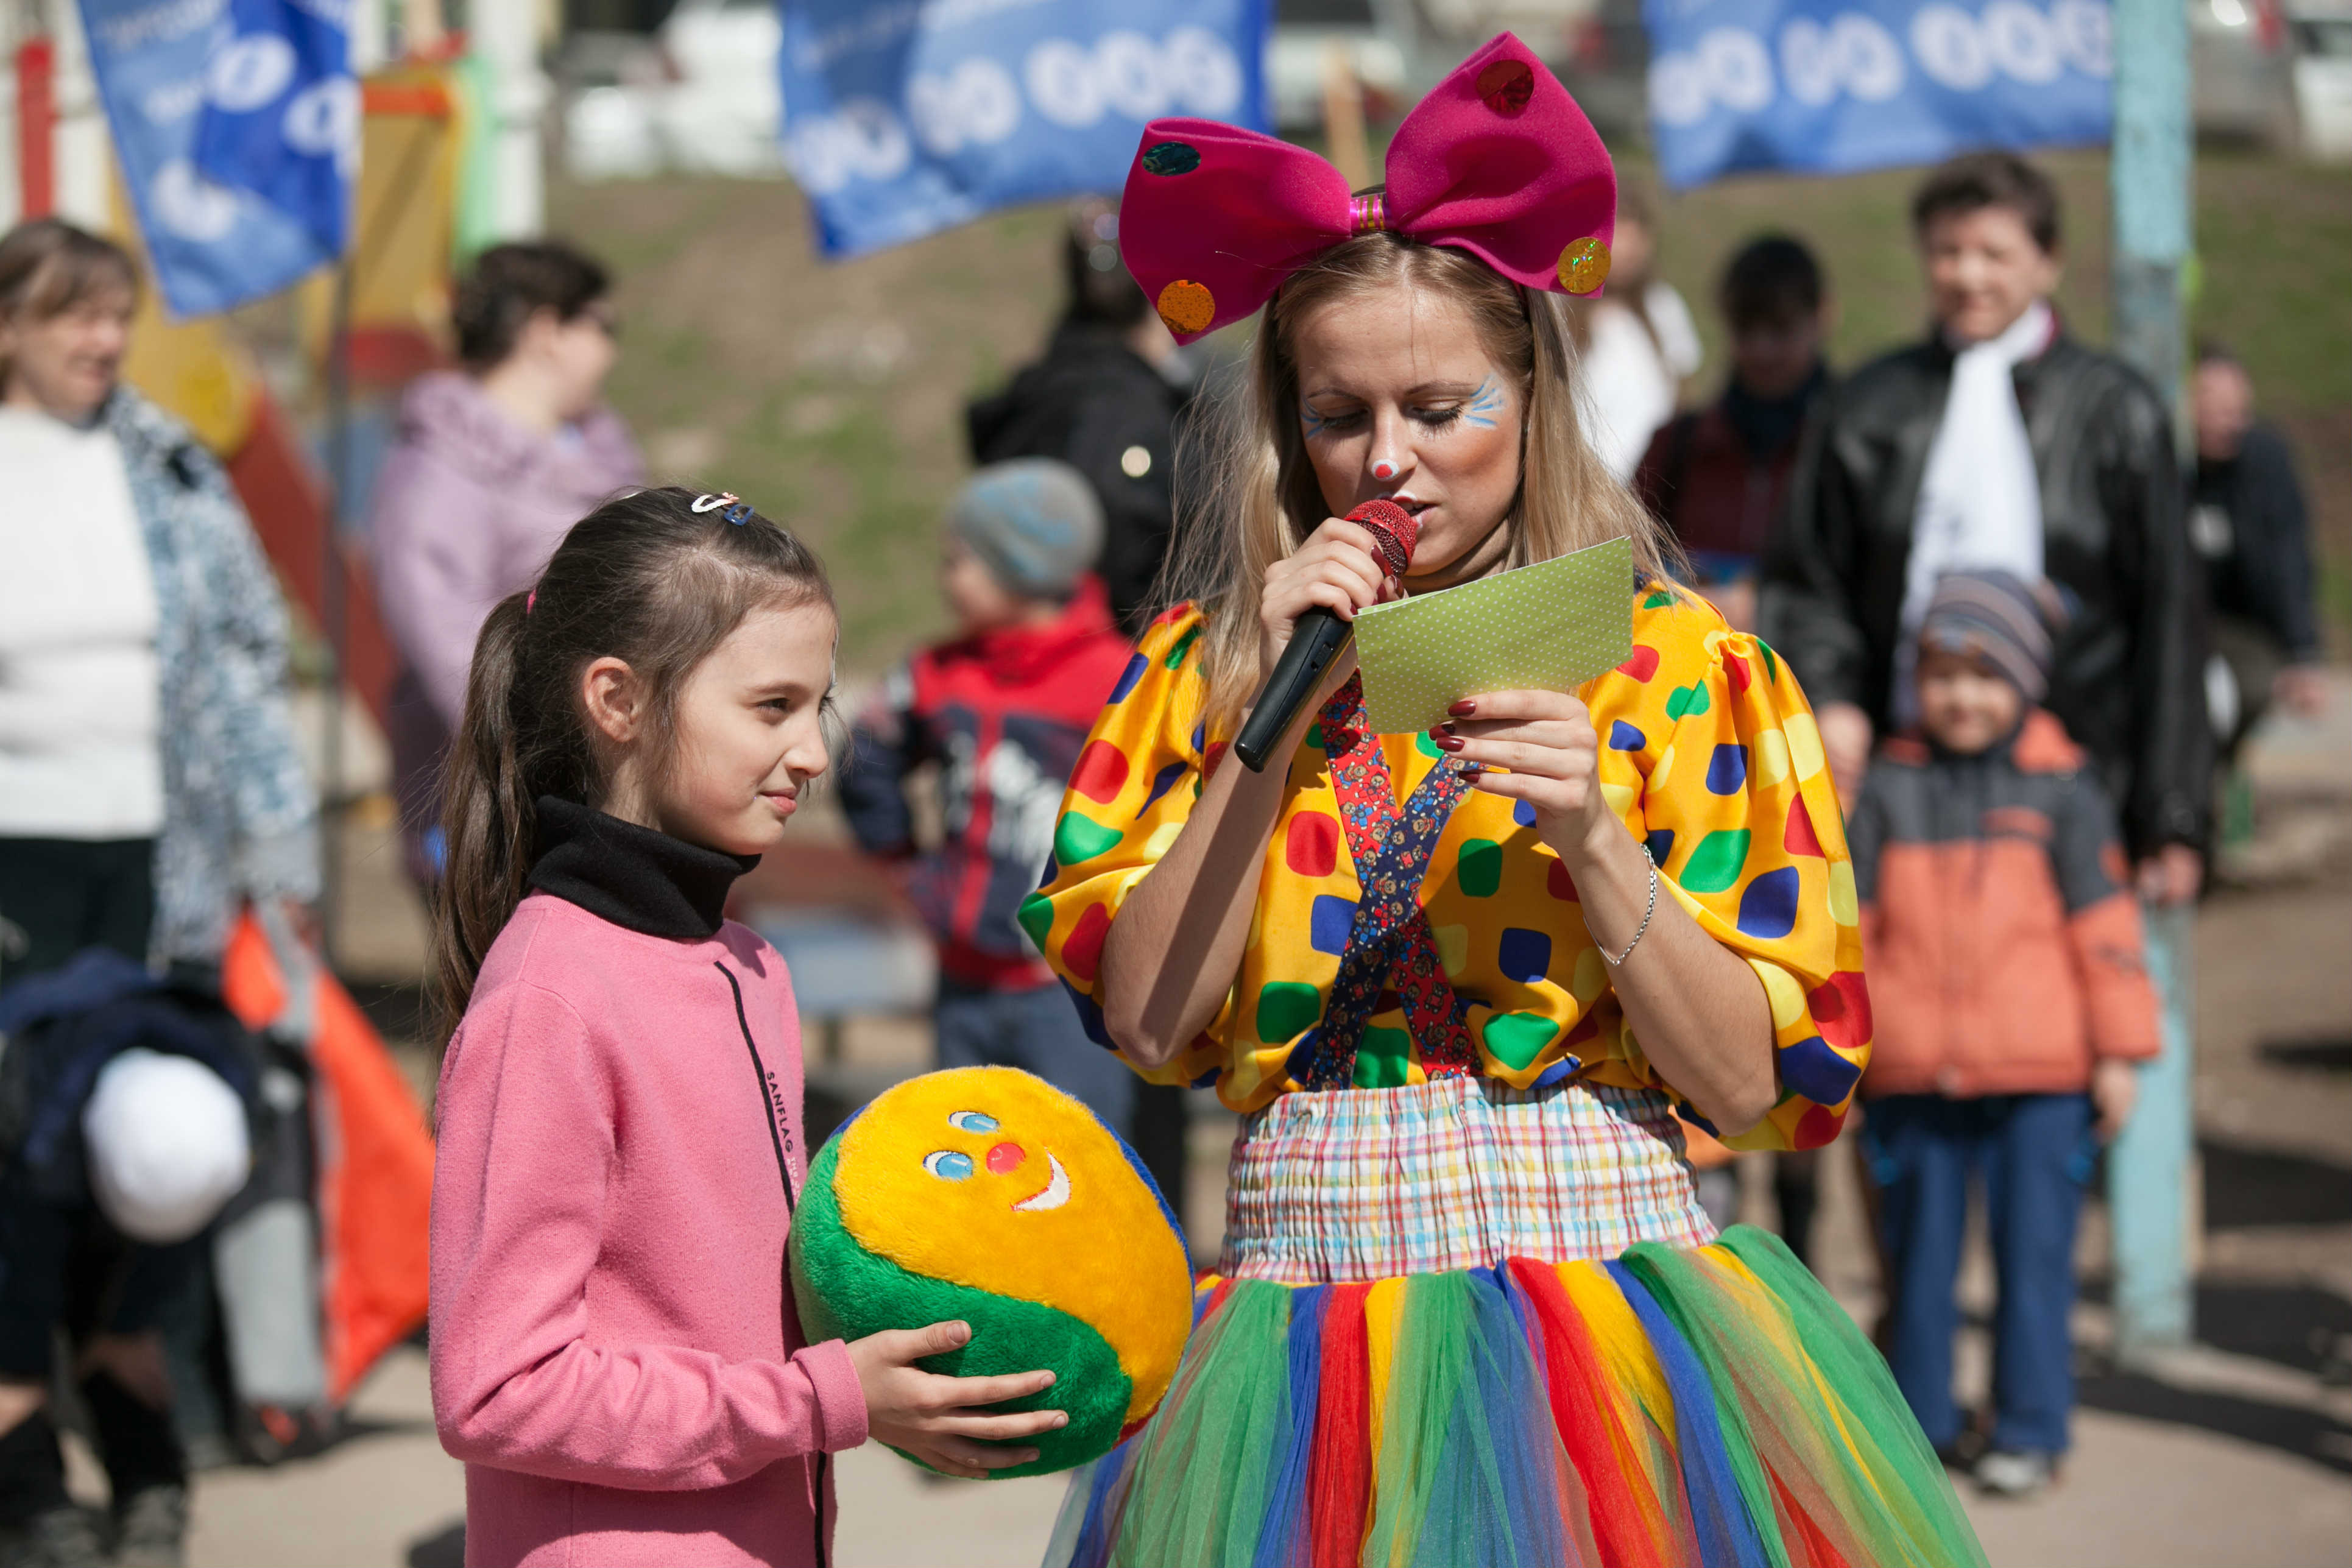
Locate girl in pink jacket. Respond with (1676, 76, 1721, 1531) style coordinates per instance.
(426, 487, 1066, 1568)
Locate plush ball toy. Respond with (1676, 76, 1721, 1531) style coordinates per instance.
(788, 1066, 1193, 1478)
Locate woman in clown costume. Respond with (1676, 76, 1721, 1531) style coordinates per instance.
(1023, 35, 1987, 1568)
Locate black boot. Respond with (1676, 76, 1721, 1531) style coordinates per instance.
(0, 1412, 105, 1568)
(80, 1375, 186, 1568)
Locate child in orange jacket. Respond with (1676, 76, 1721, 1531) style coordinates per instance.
(1848, 569, 2160, 1498)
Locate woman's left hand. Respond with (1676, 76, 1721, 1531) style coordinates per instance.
(1429, 690, 1617, 868)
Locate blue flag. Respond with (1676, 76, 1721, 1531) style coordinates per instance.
(1640, 0, 2113, 189)
(76, 0, 348, 317)
(778, 0, 1273, 259)
(192, 0, 356, 254)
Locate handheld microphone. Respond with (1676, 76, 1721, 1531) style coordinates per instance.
(1232, 499, 1419, 773)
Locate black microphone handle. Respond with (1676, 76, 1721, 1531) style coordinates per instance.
(1232, 607, 1354, 773)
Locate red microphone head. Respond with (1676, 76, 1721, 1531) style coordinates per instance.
(1344, 499, 1418, 577)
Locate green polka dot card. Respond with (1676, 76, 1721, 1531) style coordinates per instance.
(1352, 537, 1634, 736)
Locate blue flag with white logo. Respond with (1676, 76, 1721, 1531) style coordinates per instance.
(76, 0, 348, 317)
(778, 0, 1273, 259)
(1640, 0, 2112, 189)
(192, 0, 356, 255)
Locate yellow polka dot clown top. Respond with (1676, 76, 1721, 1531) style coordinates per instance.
(1022, 585, 1870, 1152)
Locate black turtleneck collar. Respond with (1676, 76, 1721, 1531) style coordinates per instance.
(527, 796, 758, 941)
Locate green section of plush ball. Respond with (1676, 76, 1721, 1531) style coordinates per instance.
(788, 1132, 1134, 1478)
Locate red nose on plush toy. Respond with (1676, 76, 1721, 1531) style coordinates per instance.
(987, 1142, 1026, 1174)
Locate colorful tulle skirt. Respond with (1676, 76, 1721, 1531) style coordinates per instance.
(1044, 1079, 1986, 1567)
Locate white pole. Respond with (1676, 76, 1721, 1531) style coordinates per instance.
(1, 1, 20, 230)
(471, 0, 546, 240)
(44, 0, 106, 230)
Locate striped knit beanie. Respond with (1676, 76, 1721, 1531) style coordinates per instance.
(1918, 569, 2063, 702)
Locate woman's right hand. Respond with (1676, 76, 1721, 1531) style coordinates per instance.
(847, 1320, 1066, 1480)
(1258, 516, 1400, 674)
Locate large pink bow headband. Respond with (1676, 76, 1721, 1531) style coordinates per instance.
(1118, 33, 1617, 345)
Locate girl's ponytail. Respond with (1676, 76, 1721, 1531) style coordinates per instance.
(425, 486, 835, 1050)
(431, 592, 536, 1044)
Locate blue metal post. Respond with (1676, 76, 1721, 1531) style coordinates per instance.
(2107, 0, 2197, 1356)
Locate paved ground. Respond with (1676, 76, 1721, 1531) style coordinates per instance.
(154, 685, 2352, 1568)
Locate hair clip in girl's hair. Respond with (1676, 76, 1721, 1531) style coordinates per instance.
(526, 588, 538, 614)
(690, 491, 756, 525)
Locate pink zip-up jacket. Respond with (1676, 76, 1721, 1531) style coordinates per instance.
(431, 832, 868, 1567)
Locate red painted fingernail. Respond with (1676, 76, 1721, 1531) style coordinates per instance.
(1448, 699, 1477, 717)
(1428, 730, 1463, 752)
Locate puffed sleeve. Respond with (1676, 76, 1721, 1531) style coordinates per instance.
(1017, 607, 1227, 1088)
(1625, 615, 1870, 1151)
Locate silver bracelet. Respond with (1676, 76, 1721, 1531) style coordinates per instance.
(1600, 849, 1659, 967)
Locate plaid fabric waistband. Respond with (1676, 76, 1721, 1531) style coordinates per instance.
(1218, 1076, 1717, 1283)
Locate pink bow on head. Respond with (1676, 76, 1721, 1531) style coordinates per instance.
(1118, 33, 1617, 345)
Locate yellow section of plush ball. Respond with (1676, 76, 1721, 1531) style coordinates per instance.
(832, 1067, 1193, 1425)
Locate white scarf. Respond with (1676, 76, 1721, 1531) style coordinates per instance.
(1895, 299, 2054, 722)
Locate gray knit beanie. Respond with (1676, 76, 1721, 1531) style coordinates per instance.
(948, 458, 1104, 599)
(1918, 569, 2066, 702)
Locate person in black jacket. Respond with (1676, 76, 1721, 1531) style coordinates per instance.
(966, 200, 1194, 638)
(2189, 342, 2329, 761)
(1760, 152, 2208, 903)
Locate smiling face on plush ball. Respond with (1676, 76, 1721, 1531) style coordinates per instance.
(825, 1067, 1192, 1433)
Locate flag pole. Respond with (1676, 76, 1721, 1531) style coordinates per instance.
(319, 253, 355, 971)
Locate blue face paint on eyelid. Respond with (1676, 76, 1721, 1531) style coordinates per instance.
(1299, 402, 1330, 439)
(1463, 378, 1505, 430)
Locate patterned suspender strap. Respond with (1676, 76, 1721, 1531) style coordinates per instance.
(1296, 676, 1481, 1091)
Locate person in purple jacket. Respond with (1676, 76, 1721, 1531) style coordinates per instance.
(368, 241, 643, 881)
(428, 488, 1065, 1568)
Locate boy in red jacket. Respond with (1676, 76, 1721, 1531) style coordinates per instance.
(842, 460, 1137, 1134)
(1849, 569, 2160, 1498)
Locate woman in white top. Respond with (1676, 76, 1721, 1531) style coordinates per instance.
(1573, 191, 1703, 481)
(0, 220, 314, 981)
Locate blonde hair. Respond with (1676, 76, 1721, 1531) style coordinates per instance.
(1160, 233, 1683, 734)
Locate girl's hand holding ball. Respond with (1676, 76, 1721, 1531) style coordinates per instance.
(848, 1321, 1065, 1480)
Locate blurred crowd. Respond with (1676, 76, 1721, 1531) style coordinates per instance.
(0, 136, 2333, 1565)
